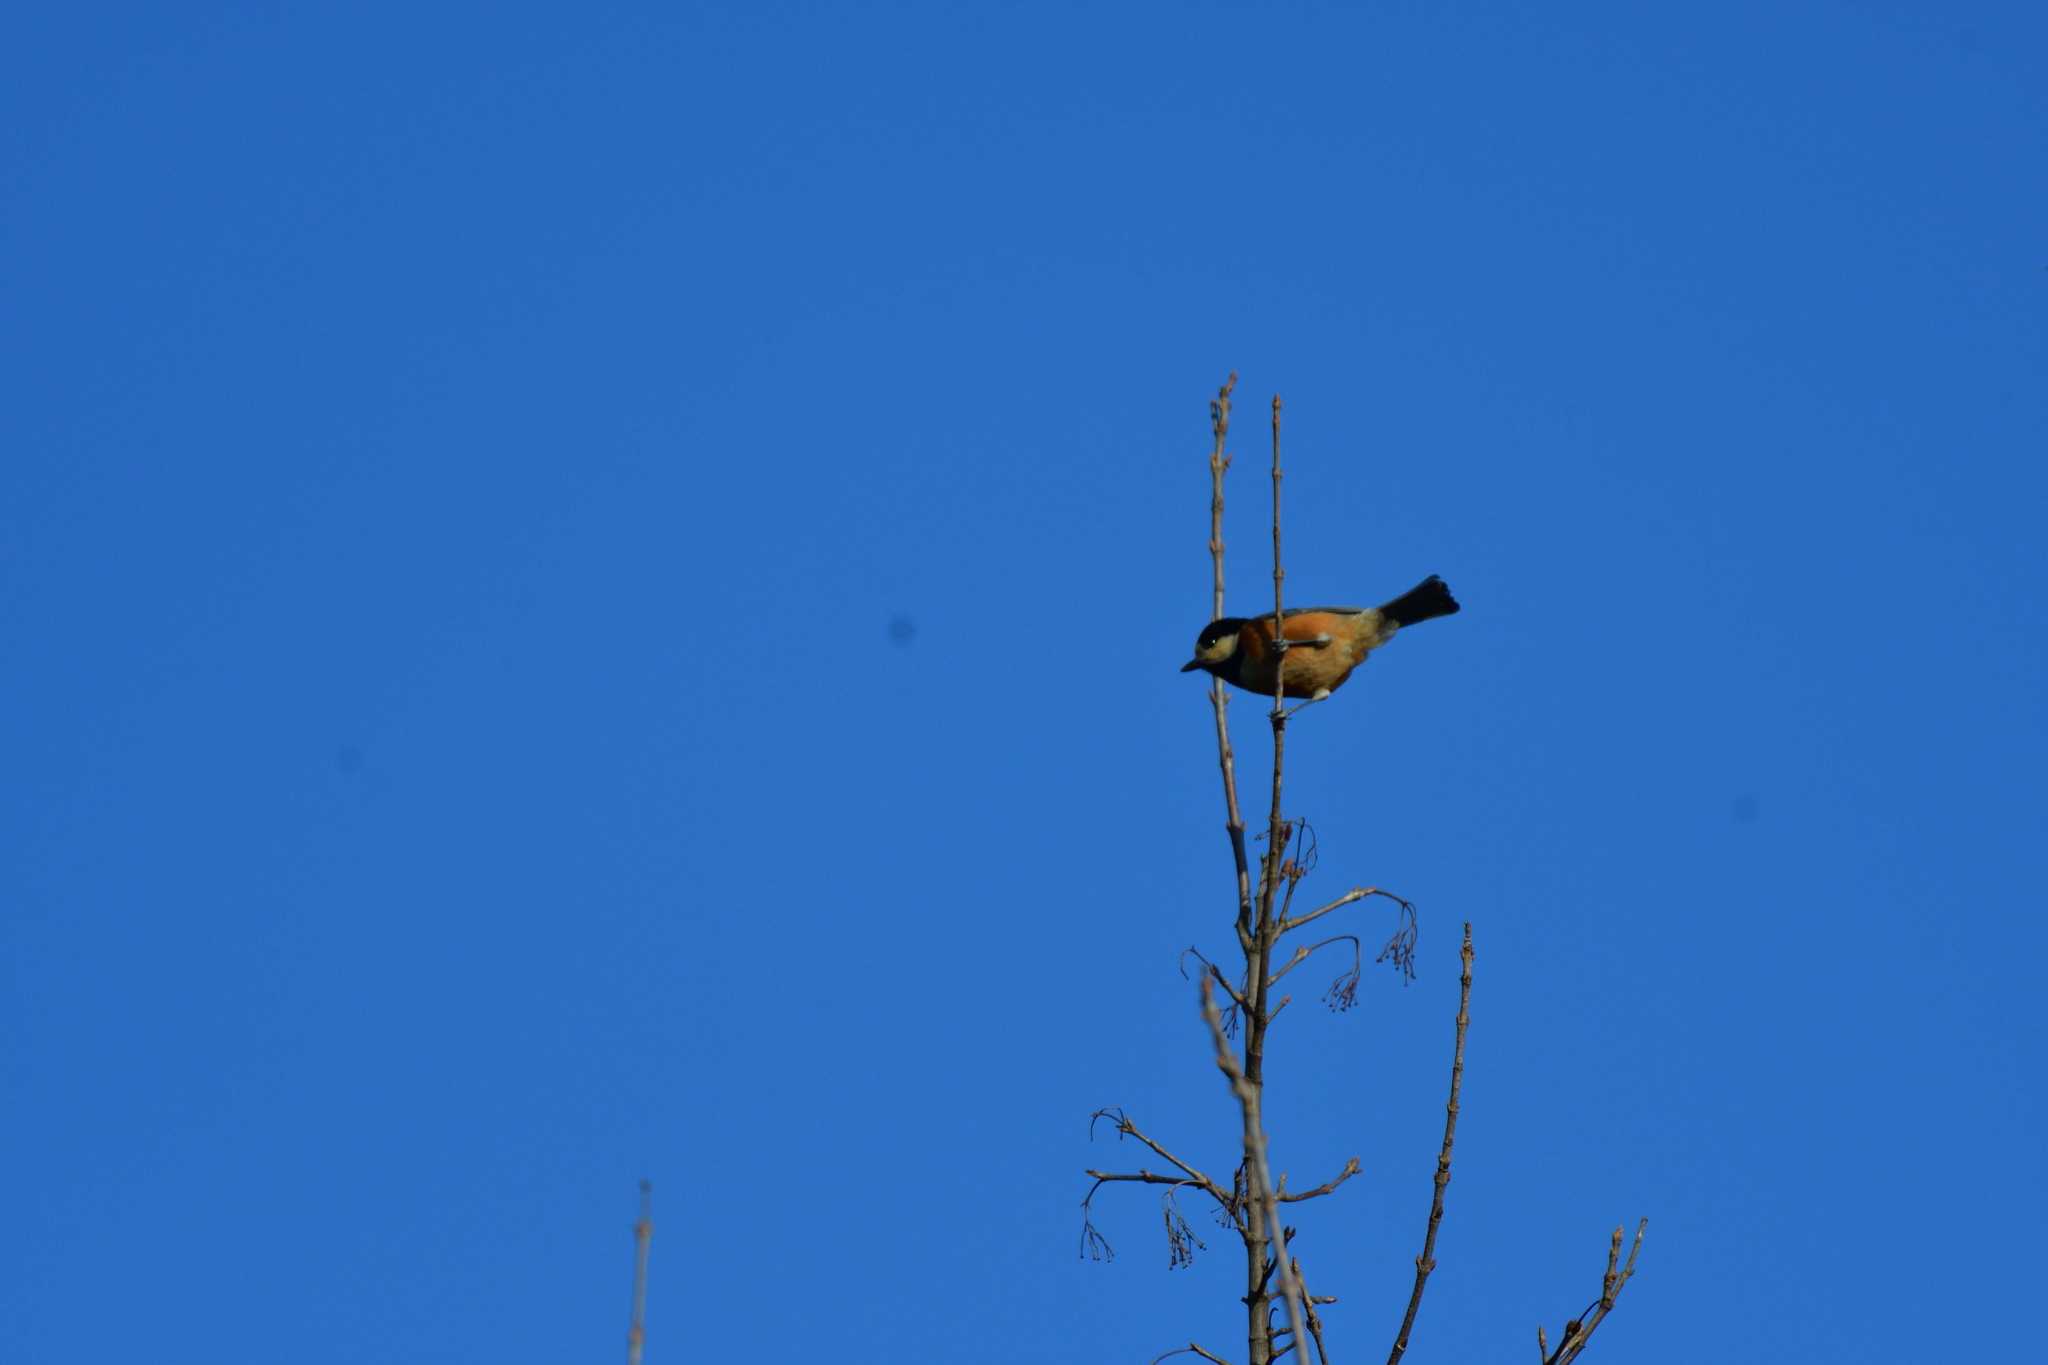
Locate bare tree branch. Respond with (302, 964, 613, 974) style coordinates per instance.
(1203, 374, 1255, 954)
(1084, 1171, 1205, 1190)
(1267, 934, 1359, 991)
(1081, 1166, 1224, 1269)
(1193, 375, 1310, 1365)
(626, 1181, 652, 1365)
(1180, 947, 1251, 1015)
(1544, 1219, 1648, 1364)
(1154, 1345, 1234, 1365)
(1271, 819, 1317, 932)
(1386, 922, 1474, 1365)
(1203, 975, 1309, 1363)
(1277, 1156, 1361, 1204)
(1088, 1107, 1236, 1215)
(1247, 395, 1313, 1362)
(1292, 1260, 1333, 1365)
(1279, 886, 1414, 937)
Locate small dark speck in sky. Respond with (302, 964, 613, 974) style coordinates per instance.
(1731, 794, 1759, 822)
(887, 615, 917, 646)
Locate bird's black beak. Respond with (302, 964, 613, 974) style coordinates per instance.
(1179, 658, 1202, 672)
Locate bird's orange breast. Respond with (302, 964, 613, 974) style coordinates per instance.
(1234, 611, 1386, 698)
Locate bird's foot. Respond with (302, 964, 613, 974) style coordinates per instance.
(1277, 689, 1332, 720)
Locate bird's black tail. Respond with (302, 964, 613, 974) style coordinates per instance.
(1378, 575, 1460, 627)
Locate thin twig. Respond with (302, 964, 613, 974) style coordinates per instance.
(1251, 394, 1312, 1362)
(1269, 393, 1288, 727)
(1272, 819, 1315, 931)
(627, 1180, 652, 1365)
(1267, 935, 1359, 991)
(1089, 1108, 1235, 1213)
(1291, 1259, 1332, 1365)
(1279, 886, 1414, 937)
(1386, 923, 1473, 1365)
(1546, 1219, 1648, 1364)
(1082, 1163, 1226, 1220)
(1277, 1156, 1361, 1203)
(1205, 375, 1255, 950)
(1154, 1346, 1235, 1365)
(1258, 393, 1292, 966)
(1085, 1171, 1204, 1191)
(1179, 948, 1252, 1014)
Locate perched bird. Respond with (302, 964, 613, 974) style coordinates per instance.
(1179, 575, 1460, 700)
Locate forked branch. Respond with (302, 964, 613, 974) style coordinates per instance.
(1088, 1107, 1235, 1215)
(1542, 1219, 1648, 1364)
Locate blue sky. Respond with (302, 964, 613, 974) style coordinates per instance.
(3, 3, 2043, 1361)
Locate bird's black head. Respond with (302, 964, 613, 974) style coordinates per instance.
(1180, 618, 1244, 674)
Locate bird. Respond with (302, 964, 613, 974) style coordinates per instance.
(1179, 575, 1460, 701)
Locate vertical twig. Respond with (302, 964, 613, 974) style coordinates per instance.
(1206, 375, 1255, 950)
(1249, 393, 1311, 1361)
(1249, 394, 1289, 1089)
(1292, 1259, 1332, 1365)
(1387, 924, 1473, 1365)
(1269, 392, 1288, 718)
(1208, 374, 1237, 625)
(1261, 394, 1291, 969)
(627, 1180, 653, 1365)
(1203, 374, 1271, 1362)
